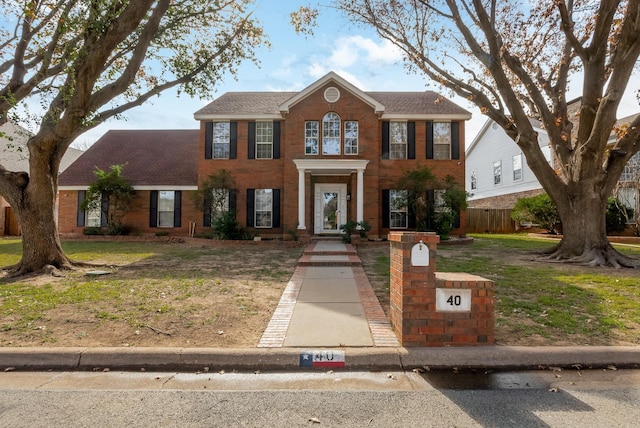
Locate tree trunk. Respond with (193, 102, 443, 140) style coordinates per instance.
(4, 137, 73, 276)
(548, 188, 637, 268)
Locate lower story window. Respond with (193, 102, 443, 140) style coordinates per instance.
(255, 189, 272, 228)
(390, 189, 408, 229)
(158, 191, 175, 227)
(85, 193, 102, 227)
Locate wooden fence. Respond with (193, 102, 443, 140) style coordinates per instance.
(466, 208, 516, 234)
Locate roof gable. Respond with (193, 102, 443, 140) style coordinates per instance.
(58, 129, 199, 189)
(278, 71, 385, 115)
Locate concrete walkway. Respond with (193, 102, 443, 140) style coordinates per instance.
(258, 240, 399, 348)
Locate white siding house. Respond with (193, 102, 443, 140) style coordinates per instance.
(465, 119, 551, 209)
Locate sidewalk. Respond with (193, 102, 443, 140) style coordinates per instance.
(258, 239, 398, 348)
(0, 240, 638, 372)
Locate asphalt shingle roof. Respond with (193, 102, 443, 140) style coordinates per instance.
(195, 91, 471, 117)
(58, 129, 199, 187)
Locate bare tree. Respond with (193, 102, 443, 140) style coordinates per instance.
(310, 0, 640, 267)
(0, 0, 266, 276)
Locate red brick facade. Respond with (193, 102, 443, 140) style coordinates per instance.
(58, 72, 471, 239)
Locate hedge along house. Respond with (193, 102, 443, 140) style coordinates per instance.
(58, 129, 200, 236)
(195, 72, 471, 240)
(58, 72, 471, 239)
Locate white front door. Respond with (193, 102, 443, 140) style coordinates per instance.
(314, 184, 347, 234)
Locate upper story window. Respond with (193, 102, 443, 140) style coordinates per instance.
(322, 112, 341, 155)
(213, 122, 230, 159)
(255, 121, 273, 159)
(493, 160, 502, 185)
(621, 152, 640, 182)
(158, 191, 176, 227)
(433, 122, 452, 160)
(344, 121, 358, 155)
(513, 154, 523, 181)
(470, 169, 477, 190)
(305, 121, 319, 155)
(389, 121, 407, 159)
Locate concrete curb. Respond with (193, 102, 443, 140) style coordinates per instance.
(1, 346, 639, 372)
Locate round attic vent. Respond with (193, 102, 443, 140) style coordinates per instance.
(324, 87, 340, 103)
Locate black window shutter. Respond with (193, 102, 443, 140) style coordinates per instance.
(272, 189, 281, 228)
(230, 122, 238, 159)
(77, 190, 86, 227)
(205, 122, 213, 159)
(174, 191, 182, 227)
(426, 121, 434, 159)
(407, 122, 416, 159)
(273, 121, 281, 159)
(246, 189, 255, 227)
(229, 189, 237, 215)
(408, 199, 417, 229)
(382, 190, 390, 228)
(451, 121, 460, 160)
(248, 122, 256, 159)
(203, 191, 212, 227)
(382, 122, 390, 159)
(100, 194, 109, 227)
(426, 190, 435, 230)
(149, 191, 158, 228)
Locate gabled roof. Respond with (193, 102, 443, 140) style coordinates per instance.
(194, 71, 471, 121)
(466, 117, 544, 155)
(58, 129, 199, 189)
(1, 121, 83, 173)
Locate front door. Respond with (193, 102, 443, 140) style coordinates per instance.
(314, 184, 347, 234)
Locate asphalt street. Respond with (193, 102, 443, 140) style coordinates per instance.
(1, 369, 639, 427)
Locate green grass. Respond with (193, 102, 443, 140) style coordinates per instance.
(364, 233, 640, 344)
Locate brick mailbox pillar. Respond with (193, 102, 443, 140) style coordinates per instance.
(389, 232, 495, 347)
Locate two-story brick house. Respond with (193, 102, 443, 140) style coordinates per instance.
(58, 72, 471, 239)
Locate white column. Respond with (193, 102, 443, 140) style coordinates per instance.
(356, 168, 364, 224)
(297, 168, 306, 229)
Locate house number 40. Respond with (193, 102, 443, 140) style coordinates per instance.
(436, 289, 471, 312)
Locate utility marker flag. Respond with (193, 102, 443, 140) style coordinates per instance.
(299, 350, 346, 368)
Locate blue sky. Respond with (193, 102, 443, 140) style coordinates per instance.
(72, 0, 640, 149)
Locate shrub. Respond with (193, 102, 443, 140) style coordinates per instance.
(511, 193, 561, 234)
(213, 211, 244, 240)
(606, 197, 633, 234)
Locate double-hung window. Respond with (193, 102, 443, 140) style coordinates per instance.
(322, 112, 341, 155)
(157, 191, 175, 227)
(344, 121, 358, 154)
(433, 122, 452, 160)
(305, 121, 319, 155)
(256, 121, 273, 159)
(470, 169, 477, 190)
(493, 161, 502, 185)
(513, 154, 523, 181)
(389, 122, 407, 159)
(213, 122, 230, 159)
(255, 189, 273, 228)
(85, 193, 102, 227)
(389, 189, 408, 228)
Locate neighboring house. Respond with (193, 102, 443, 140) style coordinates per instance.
(58, 130, 199, 235)
(466, 107, 640, 225)
(58, 72, 472, 239)
(0, 121, 83, 236)
(465, 118, 551, 209)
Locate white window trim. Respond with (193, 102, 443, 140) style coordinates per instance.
(433, 122, 452, 160)
(390, 189, 408, 229)
(344, 121, 358, 155)
(211, 189, 230, 221)
(493, 160, 502, 186)
(255, 121, 273, 160)
(305, 121, 319, 156)
(389, 121, 408, 160)
(213, 121, 230, 159)
(513, 154, 523, 182)
(322, 112, 341, 155)
(85, 193, 102, 227)
(255, 189, 273, 228)
(157, 190, 175, 228)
